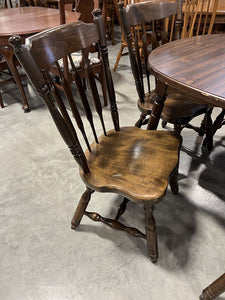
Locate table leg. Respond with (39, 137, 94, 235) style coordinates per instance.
(0, 46, 29, 112)
(200, 273, 225, 300)
(147, 80, 167, 130)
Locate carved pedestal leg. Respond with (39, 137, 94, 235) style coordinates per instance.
(200, 273, 225, 300)
(71, 187, 94, 229)
(144, 204, 158, 263)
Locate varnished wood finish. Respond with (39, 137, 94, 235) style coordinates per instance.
(119, 0, 207, 134)
(0, 7, 77, 45)
(9, 15, 181, 261)
(148, 34, 225, 109)
(200, 273, 225, 300)
(80, 127, 181, 203)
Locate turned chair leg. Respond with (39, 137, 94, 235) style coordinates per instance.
(144, 204, 158, 263)
(114, 44, 125, 72)
(169, 165, 179, 195)
(200, 273, 225, 300)
(0, 92, 4, 108)
(71, 187, 94, 229)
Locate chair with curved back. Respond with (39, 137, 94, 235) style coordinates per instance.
(54, 0, 108, 106)
(118, 0, 214, 135)
(182, 0, 218, 38)
(113, 0, 145, 72)
(10, 10, 182, 262)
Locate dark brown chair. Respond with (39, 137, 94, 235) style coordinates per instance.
(9, 10, 182, 262)
(53, 0, 107, 106)
(118, 0, 209, 135)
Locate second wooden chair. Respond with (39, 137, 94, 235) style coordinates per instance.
(119, 0, 210, 135)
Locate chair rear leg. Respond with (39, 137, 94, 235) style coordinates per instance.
(0, 92, 4, 108)
(169, 165, 179, 194)
(71, 187, 94, 229)
(144, 204, 158, 263)
(113, 44, 125, 72)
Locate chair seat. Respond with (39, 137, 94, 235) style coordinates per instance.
(80, 126, 181, 203)
(138, 90, 207, 124)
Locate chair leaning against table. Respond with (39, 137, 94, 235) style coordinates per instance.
(9, 9, 182, 262)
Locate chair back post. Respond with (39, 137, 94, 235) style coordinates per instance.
(9, 34, 90, 174)
(118, 1, 145, 103)
(174, 0, 182, 40)
(93, 8, 120, 131)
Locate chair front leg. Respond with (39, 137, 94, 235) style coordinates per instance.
(144, 204, 158, 263)
(71, 187, 94, 229)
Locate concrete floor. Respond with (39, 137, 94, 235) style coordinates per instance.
(0, 27, 225, 300)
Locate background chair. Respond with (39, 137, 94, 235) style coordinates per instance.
(118, 0, 216, 136)
(54, 0, 108, 106)
(181, 0, 218, 38)
(10, 10, 182, 262)
(113, 0, 145, 72)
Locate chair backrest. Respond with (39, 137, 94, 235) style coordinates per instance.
(181, 0, 218, 38)
(118, 0, 182, 103)
(9, 10, 119, 174)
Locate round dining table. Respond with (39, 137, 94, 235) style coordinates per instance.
(147, 33, 225, 300)
(0, 7, 78, 111)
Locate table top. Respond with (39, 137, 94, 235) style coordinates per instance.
(148, 34, 225, 109)
(0, 7, 78, 44)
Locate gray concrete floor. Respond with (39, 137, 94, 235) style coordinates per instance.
(0, 26, 225, 300)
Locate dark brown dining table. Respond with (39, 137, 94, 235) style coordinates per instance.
(147, 33, 225, 300)
(0, 6, 78, 111)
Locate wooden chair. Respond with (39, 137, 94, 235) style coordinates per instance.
(100, 0, 115, 45)
(119, 0, 208, 135)
(200, 272, 225, 300)
(113, 0, 145, 72)
(181, 0, 218, 38)
(55, 0, 108, 106)
(9, 10, 182, 262)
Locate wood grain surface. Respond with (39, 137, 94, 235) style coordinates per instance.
(148, 34, 225, 108)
